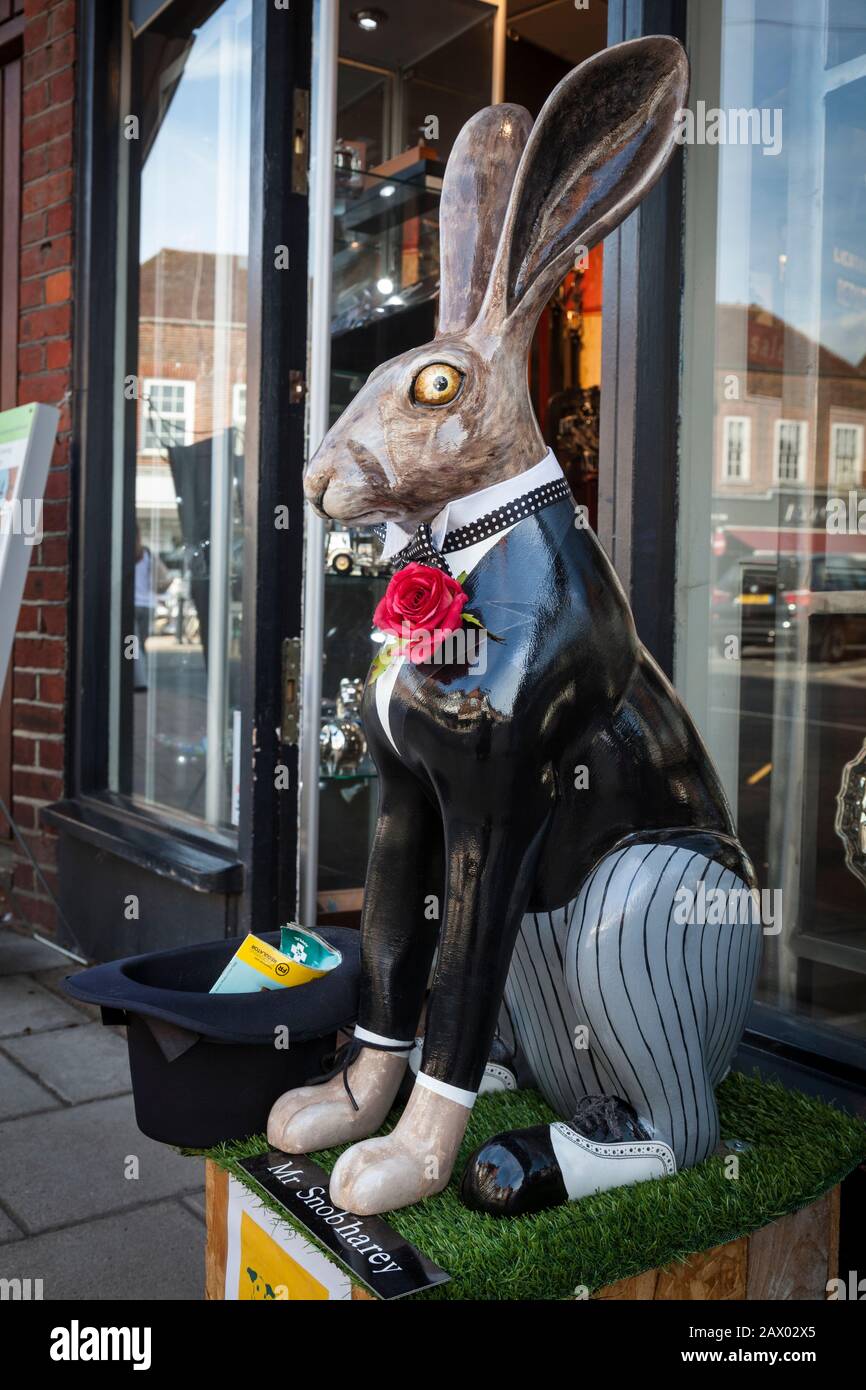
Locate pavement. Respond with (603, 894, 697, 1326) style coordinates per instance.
(0, 924, 205, 1300)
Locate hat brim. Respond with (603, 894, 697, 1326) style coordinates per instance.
(63, 928, 360, 1045)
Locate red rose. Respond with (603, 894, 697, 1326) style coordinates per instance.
(373, 562, 468, 664)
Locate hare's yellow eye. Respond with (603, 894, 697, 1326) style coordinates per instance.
(412, 363, 464, 407)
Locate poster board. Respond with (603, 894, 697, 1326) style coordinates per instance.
(0, 403, 59, 693)
(224, 1173, 353, 1301)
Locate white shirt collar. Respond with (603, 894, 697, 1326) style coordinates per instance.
(379, 449, 565, 562)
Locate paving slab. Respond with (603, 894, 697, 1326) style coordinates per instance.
(32, 966, 101, 1021)
(0, 1207, 25, 1242)
(0, 1094, 204, 1232)
(3, 1024, 131, 1104)
(0, 1050, 57, 1120)
(0, 976, 82, 1038)
(181, 1193, 206, 1223)
(0, 930, 69, 977)
(0, 1199, 204, 1299)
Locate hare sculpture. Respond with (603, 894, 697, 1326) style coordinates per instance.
(268, 36, 762, 1218)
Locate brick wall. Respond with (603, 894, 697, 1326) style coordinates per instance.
(9, 0, 75, 932)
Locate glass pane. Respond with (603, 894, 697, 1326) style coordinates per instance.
(678, 0, 866, 1046)
(316, 4, 496, 895)
(112, 0, 251, 831)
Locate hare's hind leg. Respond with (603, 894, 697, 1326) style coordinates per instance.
(462, 836, 762, 1216)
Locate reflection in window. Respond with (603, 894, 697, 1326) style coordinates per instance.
(110, 0, 251, 832)
(723, 416, 751, 481)
(679, 0, 866, 1047)
(774, 420, 808, 484)
(830, 423, 863, 486)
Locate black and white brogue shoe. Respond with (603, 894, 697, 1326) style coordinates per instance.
(460, 1095, 676, 1217)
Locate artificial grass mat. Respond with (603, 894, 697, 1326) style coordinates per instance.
(202, 1072, 866, 1300)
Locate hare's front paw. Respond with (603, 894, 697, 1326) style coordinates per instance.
(267, 1048, 407, 1154)
(328, 1079, 470, 1214)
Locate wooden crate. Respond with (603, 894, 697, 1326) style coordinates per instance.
(204, 1160, 840, 1302)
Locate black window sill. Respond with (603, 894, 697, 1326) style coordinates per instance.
(42, 797, 243, 895)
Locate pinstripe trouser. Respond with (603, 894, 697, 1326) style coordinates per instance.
(503, 839, 763, 1169)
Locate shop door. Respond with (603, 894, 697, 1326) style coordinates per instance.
(0, 0, 23, 840)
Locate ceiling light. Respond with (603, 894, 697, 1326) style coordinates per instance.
(352, 8, 387, 30)
(376, 277, 394, 295)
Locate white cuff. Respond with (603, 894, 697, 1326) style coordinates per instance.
(353, 1025, 414, 1055)
(416, 1071, 477, 1109)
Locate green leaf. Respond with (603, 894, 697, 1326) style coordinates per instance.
(456, 571, 468, 585)
(462, 612, 483, 627)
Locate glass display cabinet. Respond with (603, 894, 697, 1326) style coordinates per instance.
(306, 0, 504, 916)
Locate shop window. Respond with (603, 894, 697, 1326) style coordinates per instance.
(773, 419, 808, 485)
(678, 0, 866, 1058)
(830, 423, 863, 487)
(722, 416, 751, 482)
(110, 0, 252, 832)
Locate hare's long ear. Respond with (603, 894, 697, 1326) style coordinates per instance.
(437, 104, 533, 336)
(481, 36, 689, 337)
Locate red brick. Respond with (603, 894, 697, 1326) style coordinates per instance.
(44, 466, 69, 499)
(21, 209, 47, 246)
(13, 769, 63, 802)
(8, 799, 38, 831)
(13, 671, 37, 701)
(22, 100, 72, 152)
(23, 80, 50, 119)
(51, 0, 76, 39)
(45, 33, 75, 76)
(24, 12, 50, 51)
(45, 200, 72, 237)
(19, 278, 44, 310)
(44, 269, 71, 304)
(23, 135, 72, 184)
(38, 673, 66, 704)
(22, 371, 68, 406)
(13, 735, 37, 767)
(14, 702, 63, 735)
(21, 232, 70, 278)
(24, 569, 67, 603)
(44, 336, 71, 371)
(23, 46, 50, 86)
(36, 738, 64, 771)
(37, 535, 68, 567)
(15, 605, 39, 633)
(20, 303, 70, 341)
(22, 169, 72, 215)
(14, 636, 65, 670)
(18, 343, 44, 374)
(40, 500, 69, 535)
(40, 606, 67, 637)
(49, 65, 75, 105)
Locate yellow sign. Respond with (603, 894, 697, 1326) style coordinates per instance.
(238, 1210, 329, 1300)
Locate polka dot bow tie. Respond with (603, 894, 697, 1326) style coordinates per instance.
(383, 476, 571, 576)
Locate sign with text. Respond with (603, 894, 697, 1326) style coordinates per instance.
(238, 1151, 451, 1300)
(0, 403, 59, 694)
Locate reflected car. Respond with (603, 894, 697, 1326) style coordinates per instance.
(711, 552, 866, 662)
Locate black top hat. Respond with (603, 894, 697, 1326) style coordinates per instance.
(63, 929, 361, 1147)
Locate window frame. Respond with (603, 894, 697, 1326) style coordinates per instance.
(829, 421, 864, 487)
(773, 417, 809, 485)
(721, 414, 751, 483)
(139, 377, 196, 456)
(57, 0, 312, 930)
